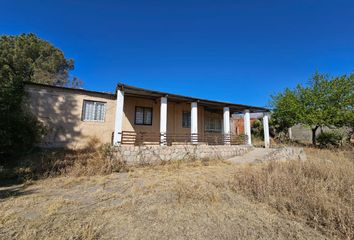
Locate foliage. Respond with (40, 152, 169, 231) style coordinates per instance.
(316, 131, 343, 148)
(270, 72, 354, 145)
(0, 33, 81, 164)
(270, 88, 300, 133)
(0, 33, 81, 87)
(251, 119, 263, 138)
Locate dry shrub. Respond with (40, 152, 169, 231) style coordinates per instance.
(15, 138, 127, 180)
(233, 148, 354, 239)
(65, 143, 127, 177)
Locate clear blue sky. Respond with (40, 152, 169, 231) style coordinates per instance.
(1, 0, 354, 107)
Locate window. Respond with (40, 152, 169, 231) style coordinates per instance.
(182, 111, 191, 128)
(205, 117, 222, 132)
(82, 100, 106, 122)
(135, 107, 153, 125)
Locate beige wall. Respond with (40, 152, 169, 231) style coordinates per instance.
(25, 84, 116, 148)
(25, 84, 224, 148)
(122, 96, 206, 134)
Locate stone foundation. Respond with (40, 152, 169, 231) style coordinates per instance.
(113, 145, 253, 165)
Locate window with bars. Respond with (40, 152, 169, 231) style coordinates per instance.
(182, 111, 191, 128)
(205, 117, 222, 132)
(82, 100, 106, 122)
(135, 107, 153, 125)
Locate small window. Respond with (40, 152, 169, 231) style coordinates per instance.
(135, 107, 153, 125)
(182, 111, 191, 128)
(82, 100, 106, 122)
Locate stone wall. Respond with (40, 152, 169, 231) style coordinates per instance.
(113, 145, 253, 165)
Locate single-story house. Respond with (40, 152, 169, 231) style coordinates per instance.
(25, 82, 270, 148)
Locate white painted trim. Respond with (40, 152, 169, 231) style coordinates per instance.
(191, 102, 198, 144)
(223, 107, 230, 145)
(244, 109, 252, 145)
(160, 97, 168, 145)
(263, 113, 270, 148)
(113, 89, 124, 145)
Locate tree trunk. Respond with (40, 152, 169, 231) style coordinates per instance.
(311, 126, 319, 146)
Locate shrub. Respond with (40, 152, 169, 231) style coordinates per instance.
(251, 119, 263, 139)
(11, 143, 127, 181)
(0, 109, 46, 167)
(316, 131, 343, 148)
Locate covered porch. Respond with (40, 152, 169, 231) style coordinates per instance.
(113, 84, 270, 147)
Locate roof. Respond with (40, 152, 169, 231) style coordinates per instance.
(118, 83, 268, 113)
(24, 81, 115, 98)
(24, 81, 268, 113)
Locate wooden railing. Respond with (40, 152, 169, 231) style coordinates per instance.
(121, 131, 248, 146)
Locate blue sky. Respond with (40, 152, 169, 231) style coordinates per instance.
(1, 0, 354, 107)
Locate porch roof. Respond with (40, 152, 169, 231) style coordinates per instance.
(117, 83, 268, 113)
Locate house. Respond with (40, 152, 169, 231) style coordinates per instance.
(25, 82, 270, 148)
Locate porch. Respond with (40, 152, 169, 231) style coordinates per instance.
(113, 84, 270, 147)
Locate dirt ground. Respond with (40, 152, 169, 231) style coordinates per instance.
(0, 150, 349, 240)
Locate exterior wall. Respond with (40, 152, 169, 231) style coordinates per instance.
(26, 84, 229, 148)
(25, 84, 116, 148)
(122, 96, 160, 133)
(290, 124, 351, 143)
(232, 117, 257, 135)
(114, 145, 253, 165)
(122, 96, 206, 134)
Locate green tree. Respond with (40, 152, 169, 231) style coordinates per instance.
(0, 33, 81, 87)
(0, 33, 81, 164)
(251, 119, 264, 139)
(270, 73, 354, 145)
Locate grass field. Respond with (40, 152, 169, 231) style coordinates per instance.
(0, 148, 353, 239)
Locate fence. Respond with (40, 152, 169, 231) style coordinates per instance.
(120, 131, 248, 146)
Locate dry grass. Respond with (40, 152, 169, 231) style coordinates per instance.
(12, 140, 127, 181)
(233, 148, 354, 239)
(0, 148, 353, 239)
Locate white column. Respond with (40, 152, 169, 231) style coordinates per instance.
(160, 97, 168, 146)
(191, 102, 198, 144)
(223, 107, 230, 145)
(288, 127, 292, 140)
(263, 113, 270, 148)
(113, 88, 124, 145)
(244, 109, 252, 145)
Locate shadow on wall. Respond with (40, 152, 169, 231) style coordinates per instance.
(25, 89, 83, 148)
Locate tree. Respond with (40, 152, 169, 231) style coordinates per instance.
(271, 73, 354, 145)
(0, 33, 81, 164)
(0, 33, 81, 87)
(251, 119, 264, 139)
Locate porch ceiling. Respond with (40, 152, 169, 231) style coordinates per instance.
(117, 83, 268, 113)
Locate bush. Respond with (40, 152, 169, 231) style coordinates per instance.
(10, 143, 127, 181)
(251, 119, 263, 139)
(316, 131, 343, 148)
(0, 111, 46, 166)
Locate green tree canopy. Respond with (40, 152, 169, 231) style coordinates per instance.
(270, 72, 354, 145)
(0, 33, 81, 87)
(0, 33, 81, 164)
